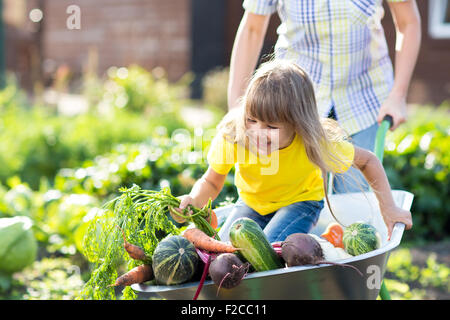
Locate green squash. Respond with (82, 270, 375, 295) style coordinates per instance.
(343, 222, 381, 256)
(152, 235, 198, 285)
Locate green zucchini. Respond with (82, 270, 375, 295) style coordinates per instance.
(229, 217, 283, 271)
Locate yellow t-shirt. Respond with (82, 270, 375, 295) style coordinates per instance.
(206, 133, 355, 215)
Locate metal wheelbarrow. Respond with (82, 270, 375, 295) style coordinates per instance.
(132, 116, 413, 299)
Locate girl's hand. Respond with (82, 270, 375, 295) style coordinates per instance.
(380, 205, 413, 240)
(168, 195, 196, 224)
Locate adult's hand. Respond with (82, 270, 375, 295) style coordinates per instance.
(377, 93, 407, 131)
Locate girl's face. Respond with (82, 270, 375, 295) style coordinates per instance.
(245, 116, 295, 155)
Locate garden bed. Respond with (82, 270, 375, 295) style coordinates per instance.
(384, 240, 450, 300)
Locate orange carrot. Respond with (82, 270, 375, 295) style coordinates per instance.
(321, 222, 345, 248)
(110, 264, 153, 287)
(183, 228, 238, 253)
(117, 225, 149, 262)
(207, 209, 218, 230)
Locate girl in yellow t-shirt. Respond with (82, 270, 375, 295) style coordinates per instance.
(172, 59, 412, 243)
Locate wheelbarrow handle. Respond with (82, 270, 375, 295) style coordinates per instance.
(374, 115, 394, 163)
(382, 114, 394, 129)
(389, 222, 406, 245)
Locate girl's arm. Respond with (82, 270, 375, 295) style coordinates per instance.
(228, 11, 271, 110)
(172, 167, 227, 220)
(352, 147, 413, 239)
(377, 0, 421, 131)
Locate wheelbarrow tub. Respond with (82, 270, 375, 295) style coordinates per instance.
(132, 190, 413, 300)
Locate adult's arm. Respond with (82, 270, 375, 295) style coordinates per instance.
(377, 0, 421, 130)
(227, 11, 271, 110)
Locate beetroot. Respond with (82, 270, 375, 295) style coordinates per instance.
(208, 253, 250, 294)
(281, 233, 362, 276)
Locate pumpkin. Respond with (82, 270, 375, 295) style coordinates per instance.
(152, 235, 199, 285)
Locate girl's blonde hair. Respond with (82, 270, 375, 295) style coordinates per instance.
(218, 59, 350, 175)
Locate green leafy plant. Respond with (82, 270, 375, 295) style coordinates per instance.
(0, 73, 190, 191)
(0, 216, 38, 291)
(384, 104, 450, 242)
(201, 67, 229, 111)
(52, 130, 237, 206)
(385, 247, 450, 299)
(6, 257, 85, 300)
(100, 65, 191, 114)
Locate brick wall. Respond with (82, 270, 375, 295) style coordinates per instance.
(42, 0, 191, 81)
(3, 0, 41, 91)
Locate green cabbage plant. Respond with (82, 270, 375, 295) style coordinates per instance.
(0, 216, 38, 274)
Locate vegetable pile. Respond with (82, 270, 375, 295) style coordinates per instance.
(79, 186, 383, 299)
(78, 184, 218, 300)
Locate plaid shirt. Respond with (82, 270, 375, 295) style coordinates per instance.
(243, 0, 407, 136)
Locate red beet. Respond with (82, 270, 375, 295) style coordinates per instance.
(208, 253, 250, 294)
(281, 233, 362, 276)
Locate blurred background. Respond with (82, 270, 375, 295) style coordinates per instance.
(3, 0, 450, 103)
(0, 0, 448, 300)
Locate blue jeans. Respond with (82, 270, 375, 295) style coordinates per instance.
(332, 122, 379, 194)
(218, 198, 324, 243)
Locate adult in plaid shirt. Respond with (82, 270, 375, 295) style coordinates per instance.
(227, 0, 421, 193)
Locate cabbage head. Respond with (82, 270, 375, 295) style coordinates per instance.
(0, 216, 38, 274)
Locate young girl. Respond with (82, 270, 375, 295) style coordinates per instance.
(173, 60, 412, 243)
